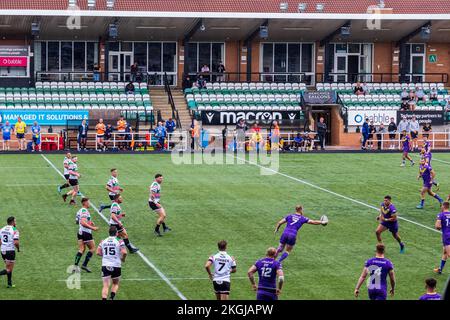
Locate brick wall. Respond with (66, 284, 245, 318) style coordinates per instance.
(425, 43, 450, 83)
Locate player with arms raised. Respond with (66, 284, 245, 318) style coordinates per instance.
(0, 217, 19, 288)
(74, 198, 98, 273)
(205, 240, 237, 300)
(400, 130, 414, 167)
(109, 194, 139, 253)
(416, 158, 443, 209)
(247, 247, 284, 301)
(149, 174, 171, 237)
(99, 168, 124, 212)
(97, 226, 127, 300)
(354, 244, 396, 300)
(274, 205, 328, 262)
(434, 202, 450, 275)
(375, 195, 405, 253)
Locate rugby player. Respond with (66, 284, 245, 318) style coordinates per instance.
(205, 240, 237, 300)
(433, 202, 450, 275)
(416, 158, 443, 209)
(97, 226, 127, 300)
(419, 278, 441, 300)
(247, 247, 284, 301)
(354, 244, 396, 300)
(274, 205, 328, 262)
(62, 155, 80, 205)
(109, 194, 139, 253)
(375, 196, 405, 253)
(58, 152, 72, 193)
(400, 130, 415, 167)
(0, 217, 19, 288)
(149, 174, 171, 237)
(74, 198, 98, 273)
(99, 168, 124, 212)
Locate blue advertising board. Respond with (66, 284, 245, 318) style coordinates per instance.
(0, 110, 89, 125)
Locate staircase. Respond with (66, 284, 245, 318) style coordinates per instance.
(150, 88, 192, 130)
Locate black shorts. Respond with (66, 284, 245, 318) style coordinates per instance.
(79, 134, 87, 139)
(213, 281, 231, 294)
(411, 131, 418, 139)
(109, 194, 116, 201)
(1, 250, 16, 262)
(16, 133, 24, 139)
(110, 223, 124, 233)
(102, 266, 121, 279)
(97, 135, 104, 139)
(64, 174, 70, 180)
(77, 231, 93, 243)
(149, 201, 161, 211)
(69, 179, 79, 186)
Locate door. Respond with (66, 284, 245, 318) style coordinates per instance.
(312, 109, 332, 146)
(411, 55, 424, 83)
(334, 54, 347, 82)
(347, 55, 359, 83)
(109, 52, 133, 81)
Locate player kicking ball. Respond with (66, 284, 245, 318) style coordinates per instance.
(74, 198, 98, 273)
(149, 174, 171, 237)
(416, 158, 443, 209)
(274, 205, 328, 262)
(400, 131, 414, 167)
(375, 195, 405, 253)
(97, 226, 127, 300)
(433, 202, 450, 275)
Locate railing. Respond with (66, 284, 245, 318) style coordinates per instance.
(185, 72, 311, 85)
(316, 73, 449, 84)
(164, 72, 182, 130)
(363, 132, 450, 150)
(336, 93, 349, 132)
(0, 133, 61, 151)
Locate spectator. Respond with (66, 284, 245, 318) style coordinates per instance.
(125, 123, 134, 150)
(165, 118, 176, 134)
(1, 120, 13, 151)
(353, 82, 365, 96)
(292, 133, 304, 152)
(416, 87, 425, 102)
(376, 123, 387, 150)
(408, 90, 417, 111)
(95, 118, 106, 151)
(93, 64, 100, 82)
(422, 122, 432, 139)
(400, 88, 409, 101)
(387, 117, 397, 150)
(361, 118, 369, 150)
(429, 87, 438, 101)
(201, 64, 210, 74)
(445, 96, 450, 112)
(400, 100, 410, 111)
(125, 81, 135, 94)
(362, 82, 369, 94)
(182, 75, 192, 91)
(250, 128, 264, 152)
(397, 117, 410, 140)
(77, 119, 89, 151)
(196, 75, 206, 89)
(104, 124, 113, 150)
(154, 121, 167, 150)
(217, 61, 226, 82)
(31, 121, 41, 152)
(189, 120, 200, 150)
(317, 117, 327, 150)
(14, 117, 27, 151)
(117, 116, 127, 150)
(235, 119, 248, 151)
(409, 116, 420, 151)
(271, 121, 280, 150)
(252, 122, 261, 133)
(368, 121, 376, 150)
(130, 62, 138, 82)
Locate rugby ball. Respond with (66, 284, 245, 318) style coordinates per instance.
(320, 215, 328, 226)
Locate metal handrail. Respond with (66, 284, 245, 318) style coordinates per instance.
(164, 72, 182, 130)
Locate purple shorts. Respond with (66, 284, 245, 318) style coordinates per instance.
(381, 221, 399, 234)
(280, 233, 296, 246)
(423, 180, 432, 189)
(368, 289, 387, 300)
(402, 149, 409, 155)
(257, 289, 278, 301)
(443, 237, 450, 247)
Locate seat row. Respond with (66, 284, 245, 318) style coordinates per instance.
(346, 105, 443, 111)
(317, 82, 446, 90)
(204, 82, 307, 91)
(0, 103, 153, 111)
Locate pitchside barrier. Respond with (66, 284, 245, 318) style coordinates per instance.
(0, 133, 61, 151)
(364, 131, 450, 150)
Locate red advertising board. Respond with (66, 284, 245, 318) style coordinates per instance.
(0, 56, 28, 67)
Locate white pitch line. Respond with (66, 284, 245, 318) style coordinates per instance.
(57, 276, 249, 282)
(40, 154, 188, 300)
(236, 156, 440, 234)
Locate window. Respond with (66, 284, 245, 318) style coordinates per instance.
(186, 43, 198, 73)
(61, 42, 73, 71)
(186, 43, 224, 74)
(163, 43, 176, 72)
(134, 42, 147, 70)
(47, 42, 60, 72)
(148, 43, 161, 72)
(86, 42, 97, 71)
(73, 42, 85, 71)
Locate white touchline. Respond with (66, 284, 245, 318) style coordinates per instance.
(41, 154, 188, 300)
(236, 156, 441, 234)
(57, 276, 249, 282)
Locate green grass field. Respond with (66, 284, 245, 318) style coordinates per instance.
(0, 152, 449, 300)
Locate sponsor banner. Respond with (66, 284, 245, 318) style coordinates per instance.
(0, 46, 28, 57)
(0, 56, 27, 67)
(303, 91, 337, 104)
(201, 111, 301, 125)
(0, 110, 89, 126)
(348, 110, 397, 126)
(397, 111, 444, 125)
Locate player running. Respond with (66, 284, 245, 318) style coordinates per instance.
(274, 205, 328, 262)
(416, 158, 443, 209)
(99, 168, 124, 212)
(74, 198, 98, 273)
(62, 156, 80, 205)
(109, 194, 139, 253)
(205, 240, 237, 300)
(354, 244, 396, 300)
(58, 152, 72, 194)
(97, 226, 127, 300)
(0, 217, 19, 288)
(420, 148, 439, 191)
(247, 247, 284, 301)
(419, 278, 442, 300)
(375, 195, 405, 253)
(400, 130, 415, 167)
(149, 173, 171, 237)
(433, 202, 450, 275)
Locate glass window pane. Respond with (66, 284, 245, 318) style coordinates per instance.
(121, 42, 132, 52)
(262, 43, 273, 73)
(274, 44, 287, 72)
(134, 42, 147, 70)
(86, 42, 97, 71)
(198, 43, 211, 72)
(211, 43, 223, 73)
(335, 43, 347, 53)
(301, 44, 313, 73)
(348, 44, 360, 54)
(186, 43, 198, 74)
(411, 44, 425, 54)
(47, 42, 60, 71)
(148, 43, 161, 72)
(73, 42, 85, 71)
(163, 42, 176, 72)
(412, 56, 424, 73)
(61, 41, 73, 71)
(288, 44, 300, 73)
(109, 41, 119, 51)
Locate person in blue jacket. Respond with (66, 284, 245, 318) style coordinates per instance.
(361, 118, 369, 150)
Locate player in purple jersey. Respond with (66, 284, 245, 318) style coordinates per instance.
(247, 247, 284, 301)
(420, 148, 440, 191)
(400, 131, 415, 167)
(433, 202, 450, 275)
(419, 278, 441, 300)
(416, 159, 443, 209)
(376, 196, 405, 253)
(423, 136, 432, 153)
(355, 244, 396, 300)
